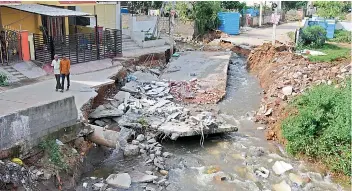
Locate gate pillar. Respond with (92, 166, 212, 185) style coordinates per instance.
(20, 30, 30, 61)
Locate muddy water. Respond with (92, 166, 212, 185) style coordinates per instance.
(77, 53, 345, 191)
(161, 54, 344, 191)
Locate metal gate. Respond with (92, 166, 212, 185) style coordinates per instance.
(33, 29, 122, 65)
(0, 29, 22, 65)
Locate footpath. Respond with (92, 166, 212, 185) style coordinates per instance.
(0, 46, 170, 117)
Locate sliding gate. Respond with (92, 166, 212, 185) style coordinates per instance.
(33, 29, 122, 65)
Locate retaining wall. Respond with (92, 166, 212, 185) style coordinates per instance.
(0, 96, 78, 151)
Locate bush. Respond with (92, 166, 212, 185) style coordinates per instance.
(0, 73, 8, 86)
(329, 29, 351, 43)
(299, 25, 327, 48)
(282, 79, 351, 175)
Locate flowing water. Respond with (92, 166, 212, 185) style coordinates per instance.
(77, 53, 345, 191)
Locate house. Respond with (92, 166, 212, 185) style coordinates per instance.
(0, 1, 122, 65)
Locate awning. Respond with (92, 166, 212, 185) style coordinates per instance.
(4, 4, 92, 17)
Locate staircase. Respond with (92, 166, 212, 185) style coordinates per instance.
(122, 34, 142, 51)
(2, 65, 28, 82)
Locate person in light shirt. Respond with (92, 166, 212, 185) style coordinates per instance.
(51, 54, 61, 91)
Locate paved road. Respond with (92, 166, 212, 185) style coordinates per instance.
(0, 66, 122, 117)
(222, 22, 299, 46)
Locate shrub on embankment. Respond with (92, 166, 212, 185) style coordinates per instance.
(281, 78, 351, 176)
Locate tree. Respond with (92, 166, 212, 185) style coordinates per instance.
(192, 1, 221, 36)
(220, 1, 246, 11)
(282, 1, 307, 11)
(314, 1, 345, 19)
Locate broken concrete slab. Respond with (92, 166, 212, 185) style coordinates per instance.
(121, 81, 139, 93)
(106, 173, 131, 189)
(114, 91, 130, 104)
(149, 69, 161, 75)
(158, 122, 237, 139)
(133, 71, 158, 83)
(147, 99, 171, 113)
(89, 107, 124, 119)
(129, 171, 158, 183)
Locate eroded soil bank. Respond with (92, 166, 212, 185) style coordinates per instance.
(74, 47, 347, 191)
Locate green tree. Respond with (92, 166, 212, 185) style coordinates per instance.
(282, 1, 307, 11)
(193, 1, 222, 36)
(314, 1, 345, 18)
(220, 1, 246, 11)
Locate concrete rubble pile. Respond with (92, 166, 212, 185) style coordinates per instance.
(82, 69, 238, 190)
(247, 43, 351, 140)
(0, 160, 52, 190)
(88, 70, 237, 141)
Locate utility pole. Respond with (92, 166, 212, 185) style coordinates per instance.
(170, 1, 175, 56)
(259, 1, 263, 27)
(272, 2, 278, 45)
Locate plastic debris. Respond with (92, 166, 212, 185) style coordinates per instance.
(55, 139, 64, 146)
(11, 158, 23, 166)
(126, 75, 137, 82)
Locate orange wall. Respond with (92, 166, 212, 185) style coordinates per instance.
(0, 7, 41, 33)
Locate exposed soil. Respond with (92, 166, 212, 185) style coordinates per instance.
(246, 42, 350, 142)
(244, 42, 351, 184)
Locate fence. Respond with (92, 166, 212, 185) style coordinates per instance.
(33, 29, 122, 65)
(0, 29, 22, 65)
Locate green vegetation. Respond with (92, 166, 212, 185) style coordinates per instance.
(39, 139, 67, 170)
(0, 73, 9, 86)
(282, 1, 307, 11)
(298, 25, 327, 48)
(282, 79, 351, 176)
(305, 44, 351, 62)
(193, 1, 222, 36)
(329, 30, 351, 43)
(137, 117, 149, 127)
(315, 1, 346, 19)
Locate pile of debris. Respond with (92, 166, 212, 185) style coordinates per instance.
(169, 79, 226, 104)
(83, 68, 238, 190)
(247, 43, 351, 140)
(88, 70, 237, 141)
(0, 160, 53, 190)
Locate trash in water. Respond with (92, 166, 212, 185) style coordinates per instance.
(172, 53, 180, 57)
(126, 75, 137, 82)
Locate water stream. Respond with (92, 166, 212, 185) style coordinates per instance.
(76, 53, 345, 191)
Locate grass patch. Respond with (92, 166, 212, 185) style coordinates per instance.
(328, 30, 351, 43)
(39, 139, 68, 170)
(287, 31, 295, 42)
(305, 44, 351, 62)
(281, 78, 351, 176)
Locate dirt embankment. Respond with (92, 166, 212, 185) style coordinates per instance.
(246, 43, 351, 143)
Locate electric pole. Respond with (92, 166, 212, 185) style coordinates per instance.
(170, 1, 175, 56)
(259, 1, 263, 27)
(272, 2, 278, 45)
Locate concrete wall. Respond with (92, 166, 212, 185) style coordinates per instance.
(0, 96, 78, 151)
(0, 7, 41, 33)
(77, 4, 118, 29)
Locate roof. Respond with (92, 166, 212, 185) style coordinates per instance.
(3, 4, 92, 17)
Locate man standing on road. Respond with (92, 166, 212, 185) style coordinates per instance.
(60, 54, 71, 92)
(51, 54, 61, 91)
